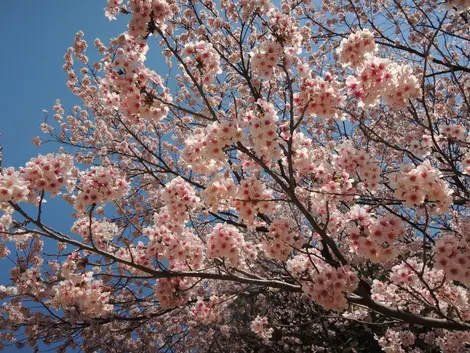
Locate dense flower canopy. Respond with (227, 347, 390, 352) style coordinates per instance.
(1, 0, 470, 352)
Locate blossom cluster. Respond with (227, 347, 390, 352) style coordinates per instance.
(239, 0, 273, 20)
(115, 241, 153, 271)
(442, 124, 466, 140)
(434, 234, 470, 285)
(183, 41, 222, 85)
(461, 152, 470, 174)
(371, 258, 470, 336)
(200, 175, 237, 212)
(144, 225, 204, 269)
(0, 168, 30, 203)
(302, 265, 358, 311)
(74, 167, 130, 210)
(250, 316, 274, 344)
(246, 100, 281, 160)
(154, 276, 192, 308)
(190, 297, 219, 324)
(160, 177, 199, 224)
(435, 330, 470, 353)
(391, 161, 453, 214)
(109, 0, 174, 37)
(288, 132, 316, 177)
(71, 217, 118, 249)
(233, 179, 277, 225)
(207, 223, 252, 267)
(267, 9, 303, 52)
(346, 56, 420, 109)
(347, 207, 404, 262)
(334, 142, 381, 191)
(73, 30, 88, 64)
(409, 134, 433, 157)
(20, 153, 75, 200)
(250, 41, 283, 79)
(262, 219, 298, 261)
(14, 268, 44, 297)
(190, 295, 231, 324)
(376, 328, 416, 353)
(295, 74, 345, 120)
(183, 121, 243, 174)
(52, 272, 112, 317)
(103, 34, 172, 122)
(336, 29, 377, 69)
(104, 0, 122, 20)
(0, 211, 12, 238)
(287, 253, 359, 311)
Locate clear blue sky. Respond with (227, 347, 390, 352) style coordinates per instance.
(0, 2, 128, 352)
(1, 1, 127, 168)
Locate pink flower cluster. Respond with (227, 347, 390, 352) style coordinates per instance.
(14, 268, 44, 298)
(103, 34, 172, 122)
(73, 31, 88, 64)
(20, 153, 75, 200)
(348, 208, 404, 262)
(240, 0, 273, 20)
(409, 134, 433, 157)
(200, 175, 237, 212)
(389, 261, 421, 287)
(144, 226, 204, 269)
(301, 265, 358, 311)
(377, 328, 416, 353)
(461, 152, 470, 174)
(336, 29, 377, 69)
(121, 0, 174, 37)
(250, 41, 283, 79)
(153, 208, 185, 235)
(288, 132, 316, 177)
(74, 167, 130, 210)
(207, 223, 247, 267)
(287, 254, 359, 311)
(160, 177, 200, 224)
(246, 100, 280, 160)
(0, 245, 10, 259)
(0, 168, 30, 203)
(371, 259, 448, 310)
(269, 9, 303, 49)
(250, 315, 274, 344)
(391, 161, 453, 214)
(233, 179, 277, 225)
(346, 57, 420, 109)
(183, 41, 222, 85)
(382, 63, 421, 108)
(262, 219, 298, 261)
(191, 298, 218, 324)
(104, 0, 122, 20)
(154, 276, 192, 308)
(295, 74, 345, 120)
(434, 234, 470, 285)
(435, 330, 470, 353)
(183, 121, 243, 174)
(334, 142, 380, 191)
(71, 217, 118, 249)
(115, 241, 152, 271)
(190, 296, 229, 324)
(52, 272, 112, 317)
(442, 124, 466, 140)
(0, 212, 12, 237)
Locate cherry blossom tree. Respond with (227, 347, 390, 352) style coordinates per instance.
(1, 0, 470, 351)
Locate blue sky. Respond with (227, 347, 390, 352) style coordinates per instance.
(1, 1, 126, 168)
(0, 2, 129, 351)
